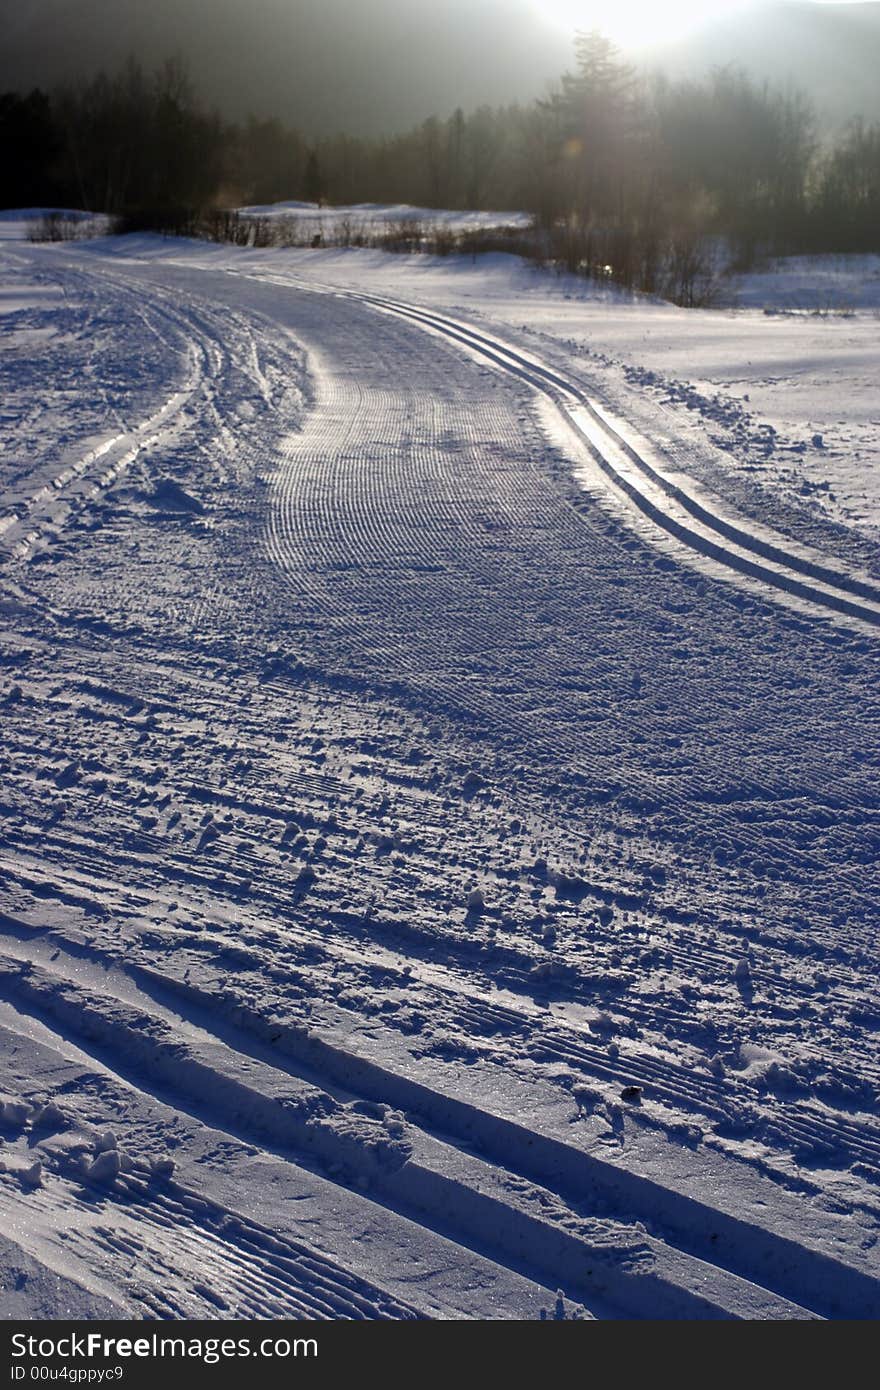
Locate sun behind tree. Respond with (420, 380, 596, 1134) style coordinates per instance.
(534, 0, 753, 50)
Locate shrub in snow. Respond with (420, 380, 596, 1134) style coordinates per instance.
(94, 1130, 118, 1154)
(20, 1161, 42, 1187)
(466, 887, 485, 911)
(734, 958, 752, 984)
(27, 213, 85, 243)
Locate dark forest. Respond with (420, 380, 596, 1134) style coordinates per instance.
(3, 32, 878, 301)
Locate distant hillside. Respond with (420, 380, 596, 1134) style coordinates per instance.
(638, 2, 880, 129)
(0, 0, 877, 134)
(0, 0, 572, 137)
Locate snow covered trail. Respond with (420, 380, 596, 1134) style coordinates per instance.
(278, 278, 880, 632)
(108, 257, 880, 865)
(1, 239, 879, 1319)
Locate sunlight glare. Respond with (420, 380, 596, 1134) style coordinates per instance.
(535, 0, 753, 51)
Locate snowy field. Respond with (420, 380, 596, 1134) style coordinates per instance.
(238, 199, 533, 235)
(0, 210, 879, 1320)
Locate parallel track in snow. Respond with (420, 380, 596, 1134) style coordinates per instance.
(0, 944, 839, 1320)
(4, 249, 879, 1320)
(288, 279, 880, 633)
(0, 263, 200, 560)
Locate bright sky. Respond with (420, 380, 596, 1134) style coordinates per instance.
(533, 1, 855, 51)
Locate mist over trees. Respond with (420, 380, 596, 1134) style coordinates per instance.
(2, 32, 879, 297)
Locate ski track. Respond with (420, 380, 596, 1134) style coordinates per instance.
(0, 1165, 420, 1321)
(0, 242, 878, 1319)
(244, 269, 880, 632)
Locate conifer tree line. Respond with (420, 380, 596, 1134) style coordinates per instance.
(2, 33, 878, 279)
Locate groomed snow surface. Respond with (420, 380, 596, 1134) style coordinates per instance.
(0, 208, 878, 1321)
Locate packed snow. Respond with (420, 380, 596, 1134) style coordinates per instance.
(0, 208, 878, 1320)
